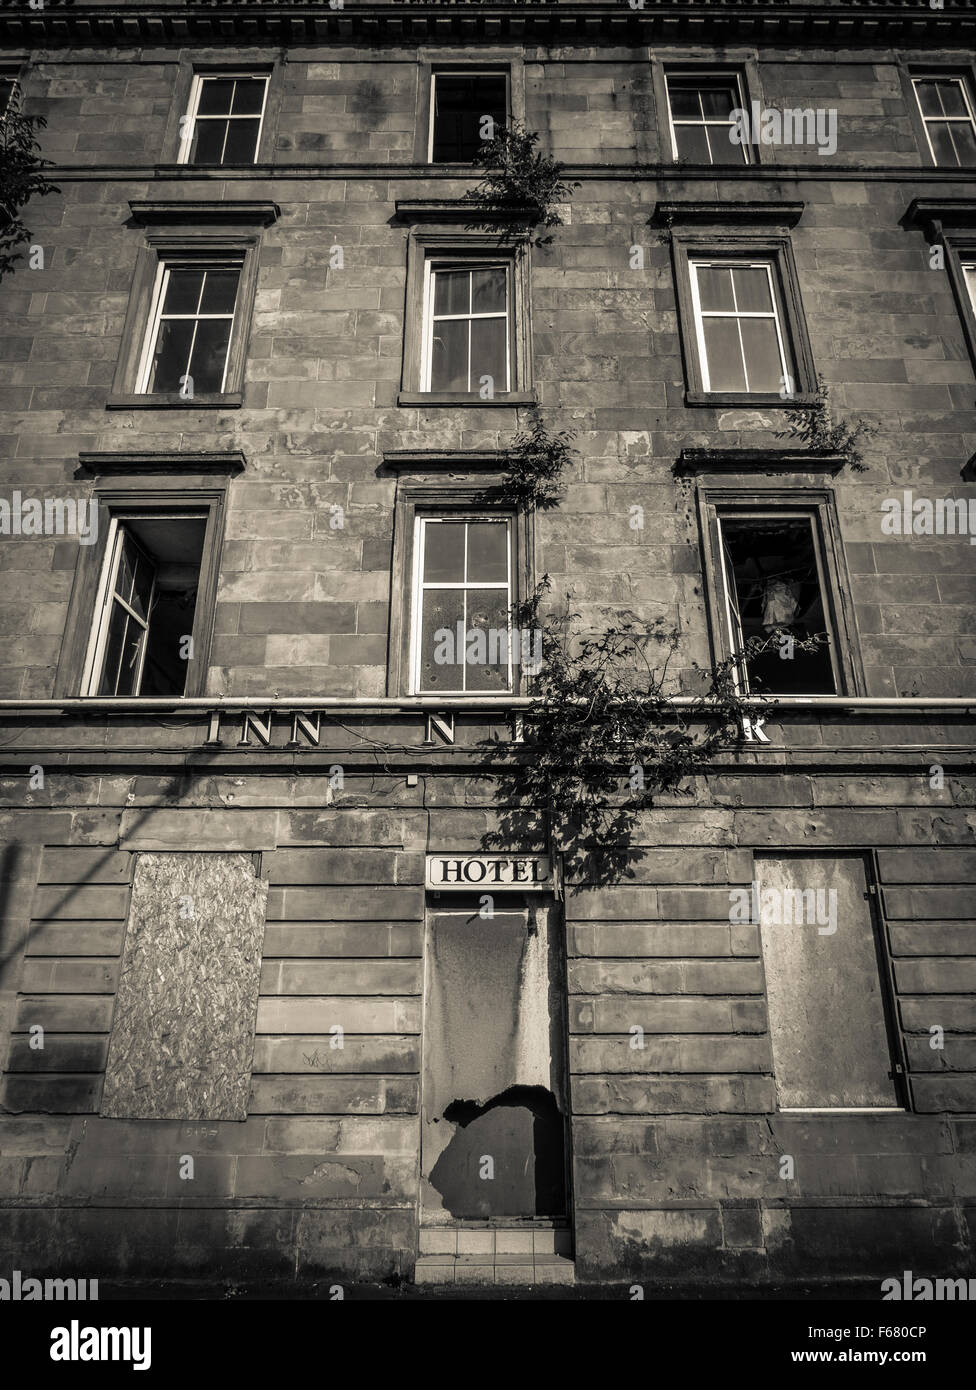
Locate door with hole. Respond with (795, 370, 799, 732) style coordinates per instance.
(420, 890, 570, 1224)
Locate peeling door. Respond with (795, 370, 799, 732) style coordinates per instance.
(420, 892, 568, 1222)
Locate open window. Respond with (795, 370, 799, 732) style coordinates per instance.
(699, 490, 862, 697)
(0, 72, 18, 117)
(718, 513, 838, 695)
(429, 70, 509, 163)
(82, 511, 210, 697)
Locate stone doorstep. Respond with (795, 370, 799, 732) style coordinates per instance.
(414, 1254, 575, 1287)
(419, 1226, 573, 1257)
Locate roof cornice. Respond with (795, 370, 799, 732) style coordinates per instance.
(2, 3, 974, 50)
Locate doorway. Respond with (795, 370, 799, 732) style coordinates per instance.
(420, 891, 570, 1224)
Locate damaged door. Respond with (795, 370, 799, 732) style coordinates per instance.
(421, 892, 568, 1222)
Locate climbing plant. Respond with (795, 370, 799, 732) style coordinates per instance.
(465, 127, 784, 883)
(0, 88, 58, 283)
(489, 408, 576, 512)
(776, 373, 877, 472)
(465, 120, 580, 245)
(480, 581, 799, 886)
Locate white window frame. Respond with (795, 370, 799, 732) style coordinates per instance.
(716, 510, 841, 696)
(428, 68, 510, 164)
(409, 514, 515, 695)
(912, 75, 976, 166)
(81, 512, 209, 697)
(964, 261, 976, 312)
(134, 258, 242, 396)
(689, 259, 790, 394)
(420, 258, 512, 394)
(665, 70, 751, 164)
(177, 72, 269, 166)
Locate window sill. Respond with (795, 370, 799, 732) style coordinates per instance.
(685, 390, 817, 409)
(106, 393, 244, 410)
(397, 390, 537, 408)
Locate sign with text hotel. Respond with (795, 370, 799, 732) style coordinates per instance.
(425, 855, 552, 891)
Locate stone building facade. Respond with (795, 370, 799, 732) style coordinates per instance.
(0, 0, 975, 1290)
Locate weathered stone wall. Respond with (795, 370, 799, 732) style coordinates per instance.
(0, 745, 974, 1281)
(0, 46, 974, 698)
(1, 20, 975, 1285)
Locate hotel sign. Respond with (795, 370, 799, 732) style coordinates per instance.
(425, 854, 552, 891)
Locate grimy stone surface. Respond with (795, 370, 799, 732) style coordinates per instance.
(101, 853, 268, 1121)
(0, 3, 975, 1287)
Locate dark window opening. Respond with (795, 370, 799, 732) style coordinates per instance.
(431, 73, 508, 162)
(720, 515, 838, 695)
(93, 515, 207, 697)
(0, 76, 17, 117)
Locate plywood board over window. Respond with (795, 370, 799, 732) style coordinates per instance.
(101, 853, 268, 1121)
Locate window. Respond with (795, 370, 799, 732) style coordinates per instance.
(82, 512, 209, 697)
(690, 260, 790, 394)
(387, 474, 535, 695)
(717, 512, 839, 695)
(178, 73, 268, 165)
(905, 198, 976, 380)
(136, 259, 242, 396)
(912, 75, 976, 166)
(666, 72, 750, 164)
(430, 71, 508, 163)
(411, 515, 514, 693)
(396, 206, 534, 405)
(0, 74, 17, 117)
(755, 854, 904, 1111)
(699, 489, 862, 697)
(664, 212, 815, 406)
(422, 262, 511, 393)
(110, 200, 276, 409)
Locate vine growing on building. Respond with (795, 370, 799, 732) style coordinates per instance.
(480, 580, 753, 883)
(465, 120, 580, 245)
(776, 374, 877, 472)
(466, 126, 803, 883)
(0, 88, 59, 283)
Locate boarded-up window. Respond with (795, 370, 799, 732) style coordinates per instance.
(101, 853, 268, 1120)
(756, 854, 899, 1109)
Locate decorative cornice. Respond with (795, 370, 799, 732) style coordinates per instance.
(653, 200, 805, 228)
(905, 197, 976, 240)
(75, 451, 247, 478)
(675, 448, 846, 475)
(2, 3, 973, 49)
(128, 199, 280, 226)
